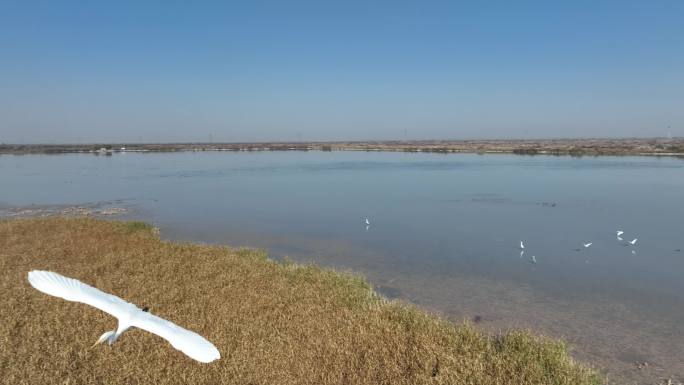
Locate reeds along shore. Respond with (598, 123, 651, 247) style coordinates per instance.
(0, 217, 602, 385)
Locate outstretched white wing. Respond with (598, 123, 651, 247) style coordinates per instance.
(130, 312, 220, 363)
(28, 270, 137, 320)
(27, 270, 220, 363)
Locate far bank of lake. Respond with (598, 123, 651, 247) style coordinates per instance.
(2, 137, 684, 157)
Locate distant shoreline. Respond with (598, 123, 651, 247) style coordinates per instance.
(2, 138, 684, 157)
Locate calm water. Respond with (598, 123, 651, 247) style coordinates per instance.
(2, 151, 683, 383)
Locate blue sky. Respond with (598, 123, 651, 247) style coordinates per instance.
(1, 1, 682, 143)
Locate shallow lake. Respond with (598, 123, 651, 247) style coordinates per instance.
(2, 151, 683, 382)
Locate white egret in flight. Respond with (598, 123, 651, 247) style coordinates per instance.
(519, 241, 525, 250)
(629, 238, 638, 246)
(27, 270, 220, 363)
(616, 230, 624, 241)
(364, 217, 370, 226)
(583, 242, 593, 248)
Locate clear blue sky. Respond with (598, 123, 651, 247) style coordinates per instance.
(1, 1, 682, 143)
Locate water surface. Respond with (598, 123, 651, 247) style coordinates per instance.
(2, 151, 683, 383)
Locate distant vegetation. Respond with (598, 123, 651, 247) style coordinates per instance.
(512, 148, 540, 155)
(0, 217, 602, 385)
(1, 138, 684, 157)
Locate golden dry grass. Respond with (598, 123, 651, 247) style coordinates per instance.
(0, 217, 603, 385)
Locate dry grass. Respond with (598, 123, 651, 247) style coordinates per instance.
(0, 217, 602, 385)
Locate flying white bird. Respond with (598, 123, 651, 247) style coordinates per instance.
(616, 230, 624, 237)
(629, 238, 638, 246)
(519, 241, 525, 250)
(364, 217, 370, 226)
(27, 270, 220, 363)
(530, 255, 537, 264)
(583, 242, 593, 248)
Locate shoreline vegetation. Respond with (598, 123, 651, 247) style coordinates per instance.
(0, 217, 602, 384)
(1, 137, 684, 157)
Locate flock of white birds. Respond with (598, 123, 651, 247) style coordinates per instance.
(519, 229, 639, 264)
(364, 217, 642, 265)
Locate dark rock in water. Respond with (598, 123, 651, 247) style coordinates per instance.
(538, 201, 558, 207)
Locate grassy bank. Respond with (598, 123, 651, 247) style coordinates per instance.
(0, 217, 602, 385)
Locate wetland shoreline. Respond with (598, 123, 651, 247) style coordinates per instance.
(0, 217, 602, 384)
